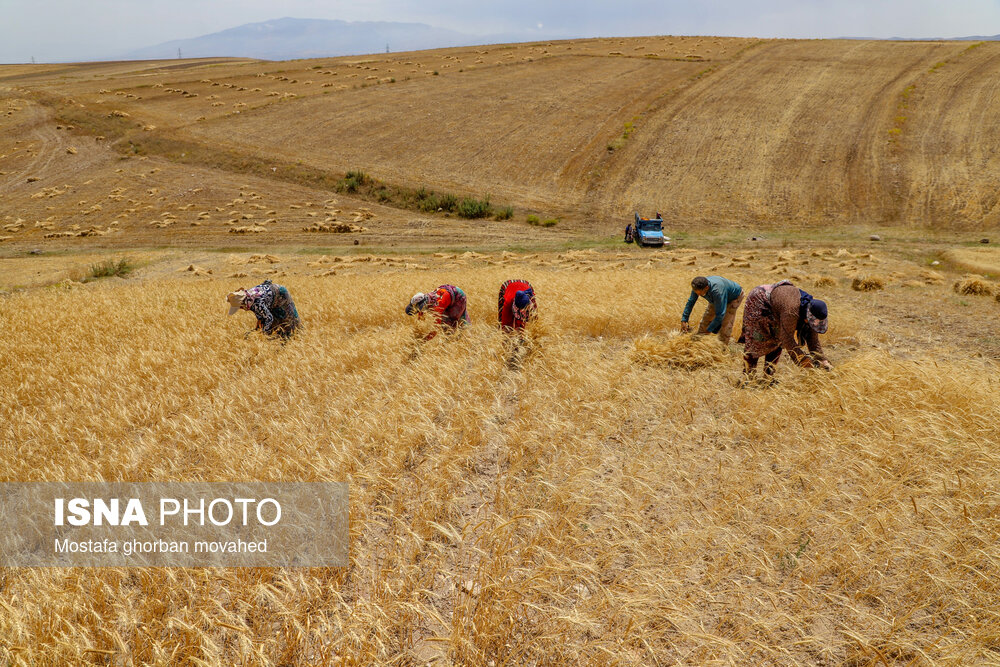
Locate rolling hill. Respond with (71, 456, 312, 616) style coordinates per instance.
(1, 35, 999, 254)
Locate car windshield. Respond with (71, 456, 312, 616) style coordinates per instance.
(639, 220, 662, 232)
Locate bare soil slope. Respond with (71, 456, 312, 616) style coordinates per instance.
(185, 53, 706, 213)
(3, 36, 1000, 253)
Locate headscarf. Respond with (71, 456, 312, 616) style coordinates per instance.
(405, 292, 430, 316)
(512, 289, 534, 322)
(806, 300, 828, 334)
(797, 289, 828, 335)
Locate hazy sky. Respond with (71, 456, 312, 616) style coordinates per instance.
(3, 0, 1000, 63)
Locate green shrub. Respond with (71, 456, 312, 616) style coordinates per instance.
(495, 206, 514, 220)
(415, 187, 437, 212)
(541, 218, 559, 227)
(438, 193, 458, 212)
(88, 258, 134, 279)
(457, 196, 492, 219)
(526, 214, 540, 225)
(337, 170, 370, 193)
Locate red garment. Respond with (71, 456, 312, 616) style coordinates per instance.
(498, 279, 534, 330)
(427, 285, 469, 330)
(431, 287, 452, 316)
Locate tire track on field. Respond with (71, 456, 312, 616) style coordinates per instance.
(907, 44, 1000, 224)
(851, 41, 972, 225)
(588, 39, 784, 220)
(0, 100, 98, 196)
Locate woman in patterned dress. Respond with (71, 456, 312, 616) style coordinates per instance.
(405, 284, 470, 340)
(227, 279, 301, 338)
(497, 279, 536, 332)
(740, 280, 831, 377)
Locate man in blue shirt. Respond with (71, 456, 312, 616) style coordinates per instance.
(679, 275, 744, 344)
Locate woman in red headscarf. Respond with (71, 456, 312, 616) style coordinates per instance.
(497, 279, 536, 331)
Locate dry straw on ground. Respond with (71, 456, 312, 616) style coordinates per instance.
(631, 333, 730, 369)
(851, 274, 886, 291)
(953, 275, 995, 296)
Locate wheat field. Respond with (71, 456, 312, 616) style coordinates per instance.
(2, 256, 998, 665)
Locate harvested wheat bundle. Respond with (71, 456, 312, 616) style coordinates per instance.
(852, 275, 885, 292)
(919, 269, 944, 284)
(953, 276, 994, 296)
(303, 221, 365, 233)
(182, 264, 212, 276)
(246, 254, 280, 264)
(813, 276, 837, 288)
(630, 333, 729, 370)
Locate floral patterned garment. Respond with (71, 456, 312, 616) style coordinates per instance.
(497, 279, 535, 330)
(242, 280, 300, 336)
(740, 280, 793, 357)
(429, 285, 469, 329)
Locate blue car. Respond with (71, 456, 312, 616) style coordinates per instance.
(633, 212, 670, 247)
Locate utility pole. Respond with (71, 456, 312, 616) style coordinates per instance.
(177, 48, 182, 59)
(30, 56, 35, 64)
(386, 43, 389, 53)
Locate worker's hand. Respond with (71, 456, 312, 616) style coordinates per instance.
(819, 359, 833, 371)
(680, 321, 690, 333)
(799, 356, 814, 369)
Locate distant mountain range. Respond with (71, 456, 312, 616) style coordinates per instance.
(121, 17, 560, 61)
(908, 34, 1000, 41)
(120, 18, 1000, 63)
(844, 34, 1000, 41)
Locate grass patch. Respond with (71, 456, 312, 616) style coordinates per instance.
(526, 215, 558, 228)
(888, 84, 917, 143)
(335, 173, 506, 220)
(88, 257, 134, 279)
(607, 119, 637, 152)
(336, 170, 371, 194)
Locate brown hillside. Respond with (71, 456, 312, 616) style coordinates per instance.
(2, 36, 1000, 252)
(609, 39, 1000, 229)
